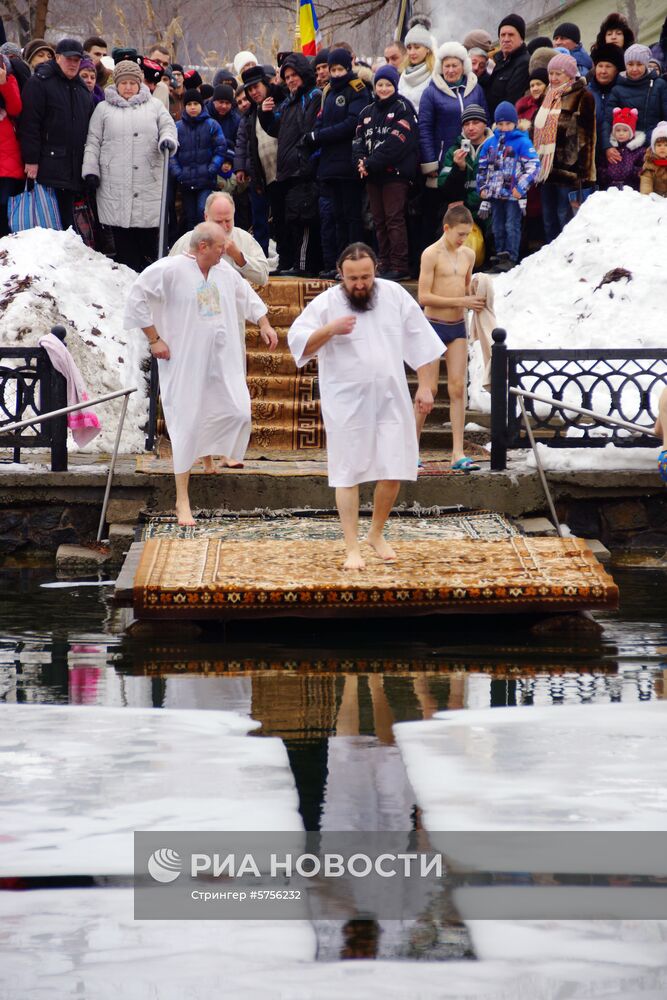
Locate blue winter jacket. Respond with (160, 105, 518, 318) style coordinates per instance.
(476, 127, 540, 200)
(313, 72, 371, 180)
(588, 77, 616, 150)
(170, 106, 226, 188)
(570, 43, 593, 74)
(207, 101, 240, 158)
(419, 73, 489, 173)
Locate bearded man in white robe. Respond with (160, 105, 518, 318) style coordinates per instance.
(124, 222, 278, 525)
(288, 243, 444, 570)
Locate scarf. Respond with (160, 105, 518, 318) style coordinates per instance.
(654, 158, 667, 166)
(532, 81, 571, 183)
(401, 60, 431, 93)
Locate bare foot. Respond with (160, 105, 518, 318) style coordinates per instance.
(367, 533, 397, 561)
(218, 455, 244, 469)
(343, 549, 366, 571)
(176, 502, 196, 526)
(202, 457, 215, 473)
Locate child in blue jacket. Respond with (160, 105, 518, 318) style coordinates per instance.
(170, 90, 226, 230)
(476, 101, 540, 272)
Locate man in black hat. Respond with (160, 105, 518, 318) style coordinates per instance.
(552, 22, 592, 74)
(239, 64, 283, 259)
(18, 37, 92, 228)
(485, 14, 530, 117)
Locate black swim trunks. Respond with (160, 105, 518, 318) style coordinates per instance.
(430, 318, 467, 345)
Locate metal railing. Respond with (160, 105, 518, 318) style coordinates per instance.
(490, 328, 667, 471)
(1, 386, 137, 542)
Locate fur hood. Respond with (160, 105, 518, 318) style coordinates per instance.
(436, 41, 472, 79)
(104, 83, 153, 108)
(430, 63, 480, 99)
(610, 130, 646, 150)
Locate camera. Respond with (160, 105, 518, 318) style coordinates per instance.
(460, 138, 472, 154)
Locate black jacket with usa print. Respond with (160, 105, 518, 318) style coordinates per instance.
(351, 91, 418, 183)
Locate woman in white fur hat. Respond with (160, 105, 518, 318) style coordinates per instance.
(398, 15, 437, 112)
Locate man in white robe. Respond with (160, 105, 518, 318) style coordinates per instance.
(288, 242, 444, 570)
(169, 192, 269, 369)
(124, 222, 278, 525)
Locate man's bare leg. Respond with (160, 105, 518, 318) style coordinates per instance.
(445, 338, 468, 464)
(414, 358, 440, 444)
(367, 479, 400, 560)
(174, 470, 195, 525)
(336, 485, 364, 569)
(202, 455, 215, 473)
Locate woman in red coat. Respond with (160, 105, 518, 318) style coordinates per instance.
(0, 55, 23, 235)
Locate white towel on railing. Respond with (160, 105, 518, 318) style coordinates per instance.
(38, 334, 101, 448)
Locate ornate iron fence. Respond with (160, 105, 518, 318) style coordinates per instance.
(490, 329, 667, 471)
(0, 326, 69, 471)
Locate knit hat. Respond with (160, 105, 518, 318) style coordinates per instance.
(463, 29, 494, 53)
(498, 14, 526, 40)
(241, 64, 269, 88)
(200, 84, 214, 100)
(461, 103, 488, 125)
(437, 41, 472, 79)
(527, 36, 553, 55)
(111, 46, 139, 65)
(328, 47, 352, 70)
(313, 48, 330, 68)
(611, 106, 638, 137)
(529, 47, 557, 74)
(592, 44, 625, 73)
(624, 44, 651, 67)
(113, 59, 143, 85)
(547, 53, 578, 78)
(213, 68, 238, 88)
(494, 100, 518, 124)
(170, 63, 184, 74)
(374, 64, 400, 88)
(183, 89, 203, 106)
(0, 41, 23, 59)
(212, 84, 234, 103)
(529, 66, 549, 86)
(79, 56, 95, 72)
(553, 22, 581, 45)
(233, 50, 257, 76)
(23, 38, 56, 64)
(651, 121, 667, 152)
(404, 15, 436, 52)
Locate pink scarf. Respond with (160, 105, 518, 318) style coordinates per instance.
(39, 334, 101, 447)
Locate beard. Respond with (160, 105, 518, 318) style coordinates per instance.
(342, 282, 378, 313)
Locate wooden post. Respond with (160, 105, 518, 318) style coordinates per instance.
(490, 328, 508, 472)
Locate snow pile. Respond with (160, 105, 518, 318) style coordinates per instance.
(524, 442, 661, 473)
(469, 190, 667, 442)
(0, 228, 148, 453)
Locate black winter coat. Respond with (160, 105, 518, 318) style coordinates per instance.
(240, 83, 284, 192)
(352, 92, 419, 183)
(313, 72, 371, 181)
(258, 54, 321, 182)
(19, 60, 92, 190)
(602, 71, 667, 149)
(485, 44, 530, 117)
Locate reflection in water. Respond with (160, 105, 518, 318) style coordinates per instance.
(1, 567, 666, 960)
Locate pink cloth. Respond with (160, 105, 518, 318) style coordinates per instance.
(38, 334, 101, 447)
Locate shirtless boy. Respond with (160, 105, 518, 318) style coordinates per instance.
(416, 204, 485, 471)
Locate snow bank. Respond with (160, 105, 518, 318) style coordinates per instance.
(0, 228, 147, 453)
(469, 189, 667, 437)
(524, 442, 661, 473)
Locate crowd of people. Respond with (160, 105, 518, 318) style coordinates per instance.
(0, 11, 666, 276)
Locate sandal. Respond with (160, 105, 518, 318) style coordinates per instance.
(451, 457, 481, 472)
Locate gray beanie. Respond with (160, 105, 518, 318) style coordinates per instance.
(624, 44, 651, 67)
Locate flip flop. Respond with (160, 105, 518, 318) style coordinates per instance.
(451, 457, 481, 472)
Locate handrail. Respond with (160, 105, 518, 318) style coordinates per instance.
(1, 386, 138, 544)
(509, 387, 658, 438)
(0, 387, 136, 435)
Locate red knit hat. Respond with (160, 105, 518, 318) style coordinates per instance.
(612, 106, 638, 137)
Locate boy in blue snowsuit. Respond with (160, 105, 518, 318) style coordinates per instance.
(476, 101, 540, 272)
(170, 90, 226, 231)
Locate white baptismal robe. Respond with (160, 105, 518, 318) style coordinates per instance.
(123, 254, 267, 474)
(288, 280, 444, 487)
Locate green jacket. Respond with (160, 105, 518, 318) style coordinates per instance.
(437, 129, 492, 216)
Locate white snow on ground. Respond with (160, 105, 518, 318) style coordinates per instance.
(0, 228, 147, 453)
(524, 442, 661, 472)
(468, 189, 667, 472)
(0, 703, 303, 876)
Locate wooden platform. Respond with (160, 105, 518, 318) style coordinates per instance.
(124, 535, 618, 621)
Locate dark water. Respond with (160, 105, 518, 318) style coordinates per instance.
(1, 566, 665, 960)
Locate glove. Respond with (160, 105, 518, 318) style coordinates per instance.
(478, 200, 491, 220)
(159, 138, 177, 153)
(84, 174, 100, 193)
(518, 197, 527, 216)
